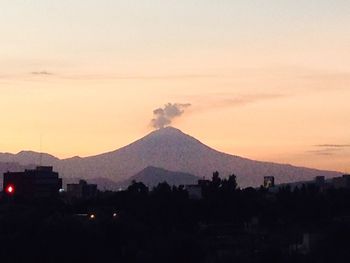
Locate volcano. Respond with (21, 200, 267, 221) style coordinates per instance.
(0, 127, 341, 188)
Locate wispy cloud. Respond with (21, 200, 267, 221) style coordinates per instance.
(315, 144, 350, 148)
(307, 150, 335, 156)
(307, 148, 342, 156)
(189, 93, 286, 111)
(220, 94, 285, 107)
(59, 73, 225, 81)
(31, 71, 53, 76)
(307, 144, 350, 156)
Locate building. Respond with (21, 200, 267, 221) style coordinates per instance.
(198, 179, 211, 187)
(263, 176, 275, 188)
(332, 174, 350, 189)
(315, 176, 325, 186)
(185, 185, 203, 200)
(67, 180, 97, 199)
(185, 179, 210, 200)
(3, 166, 62, 198)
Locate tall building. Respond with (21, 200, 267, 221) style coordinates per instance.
(3, 166, 62, 198)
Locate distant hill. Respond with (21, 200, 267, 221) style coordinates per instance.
(0, 127, 342, 188)
(0, 151, 59, 166)
(118, 166, 199, 189)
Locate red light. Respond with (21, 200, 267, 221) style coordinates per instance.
(6, 185, 15, 194)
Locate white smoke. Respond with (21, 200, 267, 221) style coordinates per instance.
(151, 103, 191, 129)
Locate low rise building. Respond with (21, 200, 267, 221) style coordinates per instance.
(315, 176, 325, 187)
(185, 184, 203, 200)
(332, 174, 350, 189)
(67, 180, 98, 199)
(185, 179, 210, 200)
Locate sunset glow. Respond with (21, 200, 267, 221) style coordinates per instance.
(1, 1, 349, 172)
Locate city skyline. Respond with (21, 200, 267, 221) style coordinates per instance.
(1, 1, 350, 172)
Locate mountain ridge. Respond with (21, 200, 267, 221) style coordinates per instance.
(117, 166, 199, 189)
(0, 127, 342, 188)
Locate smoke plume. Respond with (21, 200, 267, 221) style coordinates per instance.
(151, 103, 191, 129)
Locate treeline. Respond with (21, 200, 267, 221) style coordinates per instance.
(1, 172, 350, 262)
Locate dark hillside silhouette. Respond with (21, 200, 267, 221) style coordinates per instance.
(118, 166, 199, 189)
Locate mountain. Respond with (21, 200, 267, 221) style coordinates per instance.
(118, 166, 199, 189)
(0, 151, 59, 166)
(0, 127, 342, 188)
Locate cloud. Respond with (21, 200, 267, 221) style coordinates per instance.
(188, 93, 286, 111)
(307, 149, 340, 156)
(307, 144, 350, 156)
(151, 103, 191, 129)
(307, 151, 335, 156)
(315, 144, 350, 148)
(31, 71, 53, 75)
(149, 94, 282, 130)
(220, 94, 284, 107)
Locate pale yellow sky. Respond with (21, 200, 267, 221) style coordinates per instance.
(0, 1, 349, 172)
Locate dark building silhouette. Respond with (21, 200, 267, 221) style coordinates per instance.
(3, 166, 62, 198)
(185, 179, 210, 200)
(198, 179, 211, 187)
(315, 176, 325, 187)
(67, 180, 97, 199)
(185, 184, 203, 200)
(333, 174, 350, 189)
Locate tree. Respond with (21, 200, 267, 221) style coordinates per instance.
(211, 171, 221, 189)
(127, 180, 149, 195)
(223, 174, 237, 191)
(152, 182, 172, 196)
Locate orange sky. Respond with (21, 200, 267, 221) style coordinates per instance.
(0, 1, 349, 172)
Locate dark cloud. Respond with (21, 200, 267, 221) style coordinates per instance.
(151, 103, 191, 129)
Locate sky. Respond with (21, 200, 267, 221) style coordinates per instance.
(0, 0, 350, 172)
